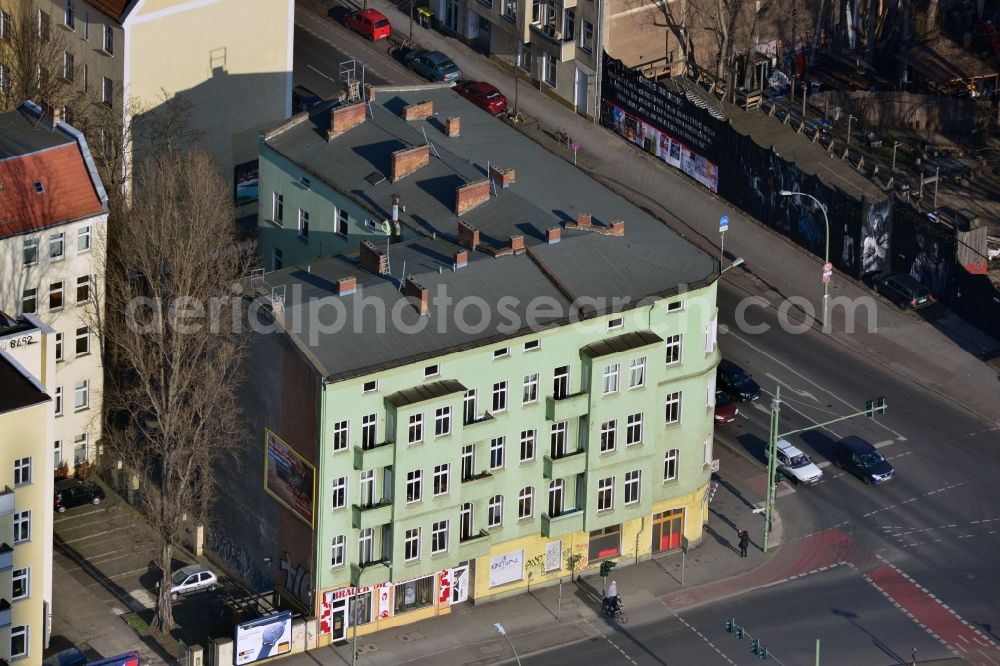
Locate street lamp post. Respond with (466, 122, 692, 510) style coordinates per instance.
(493, 623, 522, 666)
(779, 190, 830, 334)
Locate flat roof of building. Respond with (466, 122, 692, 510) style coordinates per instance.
(260, 85, 716, 380)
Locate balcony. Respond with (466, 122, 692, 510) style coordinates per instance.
(457, 529, 491, 559)
(543, 449, 586, 478)
(460, 471, 495, 502)
(351, 560, 391, 588)
(541, 508, 585, 538)
(545, 391, 588, 421)
(0, 599, 10, 627)
(353, 441, 394, 471)
(462, 411, 494, 430)
(352, 501, 393, 530)
(0, 543, 11, 571)
(0, 486, 13, 516)
(529, 23, 576, 62)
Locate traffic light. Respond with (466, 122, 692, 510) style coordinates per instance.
(877, 396, 887, 415)
(866, 399, 874, 417)
(600, 560, 617, 577)
(725, 618, 734, 633)
(866, 396, 887, 418)
(751, 638, 760, 655)
(760, 646, 768, 660)
(735, 626, 744, 639)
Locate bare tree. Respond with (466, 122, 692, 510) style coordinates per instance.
(97, 149, 253, 631)
(0, 1, 83, 113)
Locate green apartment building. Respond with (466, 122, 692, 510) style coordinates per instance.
(213, 85, 720, 646)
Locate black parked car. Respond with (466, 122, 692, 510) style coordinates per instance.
(833, 436, 894, 485)
(873, 273, 932, 310)
(717, 361, 761, 402)
(54, 478, 105, 512)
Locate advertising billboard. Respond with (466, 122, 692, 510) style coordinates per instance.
(489, 549, 524, 587)
(234, 159, 259, 206)
(263, 429, 315, 527)
(235, 611, 293, 665)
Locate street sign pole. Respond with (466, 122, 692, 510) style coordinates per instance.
(763, 385, 780, 552)
(719, 216, 730, 270)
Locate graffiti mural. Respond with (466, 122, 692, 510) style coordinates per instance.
(280, 551, 313, 606)
(861, 198, 893, 276)
(889, 204, 955, 299)
(206, 529, 271, 592)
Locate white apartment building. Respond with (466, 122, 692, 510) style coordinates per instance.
(0, 101, 108, 474)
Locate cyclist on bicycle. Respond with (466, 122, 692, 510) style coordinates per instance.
(603, 580, 620, 615)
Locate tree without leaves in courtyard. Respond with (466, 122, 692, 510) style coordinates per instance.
(99, 149, 253, 631)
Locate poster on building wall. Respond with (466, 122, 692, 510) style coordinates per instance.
(544, 541, 562, 572)
(234, 159, 259, 206)
(489, 549, 524, 587)
(438, 569, 452, 604)
(377, 583, 392, 619)
(263, 429, 315, 528)
(235, 611, 293, 665)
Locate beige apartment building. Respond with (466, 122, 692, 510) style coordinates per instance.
(0, 101, 108, 472)
(0, 314, 56, 662)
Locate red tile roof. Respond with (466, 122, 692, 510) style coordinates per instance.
(88, 0, 131, 23)
(0, 145, 105, 238)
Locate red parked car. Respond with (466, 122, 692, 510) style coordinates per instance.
(453, 81, 508, 115)
(714, 390, 739, 424)
(345, 9, 392, 40)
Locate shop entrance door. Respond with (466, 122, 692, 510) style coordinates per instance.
(329, 598, 347, 642)
(451, 565, 470, 603)
(652, 508, 685, 553)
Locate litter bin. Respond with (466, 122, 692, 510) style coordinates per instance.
(417, 7, 433, 28)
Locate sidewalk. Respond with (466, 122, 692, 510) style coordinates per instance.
(311, 0, 1000, 426)
(286, 446, 781, 666)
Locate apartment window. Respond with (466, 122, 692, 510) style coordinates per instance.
(624, 470, 641, 505)
(550, 421, 567, 458)
(493, 347, 510, 360)
(519, 429, 536, 462)
(10, 625, 28, 659)
(602, 363, 620, 394)
(597, 477, 614, 511)
(359, 469, 377, 507)
(76, 275, 91, 302)
(502, 0, 517, 20)
(524, 339, 540, 352)
(54, 387, 63, 416)
(431, 520, 449, 554)
(55, 333, 64, 361)
(704, 435, 713, 467)
(553, 365, 570, 399)
(63, 51, 74, 81)
(49, 281, 64, 310)
(626, 412, 643, 446)
(404, 527, 420, 561)
(599, 420, 617, 453)
(359, 528, 374, 564)
(408, 413, 423, 444)
(272, 192, 284, 223)
(463, 389, 477, 424)
(12, 566, 29, 600)
(0, 64, 6, 92)
(667, 300, 684, 313)
(101, 77, 112, 106)
(331, 535, 346, 567)
(73, 433, 88, 464)
(53, 440, 63, 468)
(65, 0, 74, 27)
(1, 10, 9, 39)
(424, 364, 440, 378)
(21, 287, 37, 315)
(563, 7, 575, 39)
(542, 51, 556, 87)
(434, 406, 452, 437)
(665, 334, 682, 365)
(433, 463, 450, 496)
(487, 495, 503, 527)
(363, 379, 379, 393)
(50, 232, 65, 260)
(543, 481, 564, 520)
(337, 208, 349, 235)
(665, 391, 682, 424)
(13, 510, 30, 542)
(522, 373, 539, 404)
(74, 379, 89, 411)
(331, 476, 347, 509)
(580, 19, 593, 52)
(39, 10, 51, 40)
(461, 444, 474, 481)
(272, 247, 283, 271)
(75, 326, 90, 355)
(83, 10, 88, 38)
(297, 209, 309, 239)
(13, 457, 31, 486)
(629, 356, 646, 388)
(361, 413, 377, 449)
(608, 317, 624, 330)
(489, 436, 505, 469)
(406, 470, 422, 503)
(103, 24, 113, 54)
(23, 238, 38, 265)
(664, 449, 679, 481)
(82, 63, 88, 91)
(519, 43, 531, 72)
(492, 381, 508, 412)
(518, 486, 533, 519)
(460, 503, 473, 539)
(329, 419, 349, 452)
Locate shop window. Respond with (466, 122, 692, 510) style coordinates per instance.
(393, 575, 434, 614)
(588, 524, 621, 561)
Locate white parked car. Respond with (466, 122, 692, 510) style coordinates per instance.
(159, 564, 219, 601)
(766, 439, 823, 485)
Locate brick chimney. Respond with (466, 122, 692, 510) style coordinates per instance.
(337, 276, 357, 296)
(489, 165, 515, 189)
(510, 235, 525, 252)
(445, 117, 460, 137)
(457, 221, 480, 250)
(365, 84, 376, 102)
(402, 100, 434, 121)
(404, 276, 429, 315)
(360, 240, 389, 275)
(546, 227, 561, 244)
(327, 102, 367, 141)
(453, 250, 468, 270)
(576, 213, 592, 228)
(391, 145, 430, 182)
(455, 180, 490, 216)
(610, 220, 625, 236)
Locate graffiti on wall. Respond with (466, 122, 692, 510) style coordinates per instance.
(206, 529, 271, 592)
(890, 204, 955, 299)
(861, 198, 893, 276)
(280, 551, 312, 606)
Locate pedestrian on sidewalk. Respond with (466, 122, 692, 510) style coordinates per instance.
(738, 529, 750, 558)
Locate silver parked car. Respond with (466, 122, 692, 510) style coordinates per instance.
(159, 564, 219, 601)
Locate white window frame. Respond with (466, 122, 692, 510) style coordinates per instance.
(626, 412, 643, 446)
(519, 429, 536, 462)
(332, 419, 350, 452)
(629, 356, 646, 388)
(49, 232, 65, 260)
(666, 334, 683, 365)
(13, 510, 30, 543)
(607, 317, 624, 330)
(705, 314, 718, 353)
(489, 436, 505, 470)
(13, 456, 31, 486)
(599, 419, 617, 453)
(102, 24, 113, 54)
(297, 208, 309, 239)
(10, 625, 28, 659)
(553, 365, 570, 399)
(597, 477, 614, 512)
(101, 76, 112, 105)
(517, 486, 533, 519)
(408, 413, 424, 444)
(359, 528, 375, 564)
(665, 391, 682, 425)
(624, 470, 641, 505)
(522, 373, 539, 404)
(431, 519, 449, 554)
(12, 566, 29, 600)
(77, 225, 91, 251)
(331, 535, 346, 567)
(487, 494, 503, 527)
(331, 476, 348, 509)
(492, 381, 508, 412)
(550, 421, 567, 457)
(54, 386, 63, 416)
(667, 300, 684, 313)
(360, 469, 377, 506)
(77, 275, 91, 303)
(433, 463, 450, 496)
(272, 192, 283, 223)
(664, 448, 679, 482)
(548, 479, 565, 516)
(55, 333, 63, 362)
(424, 364, 440, 378)
(463, 389, 478, 423)
(404, 527, 421, 561)
(337, 208, 349, 235)
(74, 379, 89, 411)
(53, 440, 63, 469)
(21, 287, 37, 315)
(523, 340, 540, 352)
(704, 435, 714, 467)
(75, 326, 90, 355)
(493, 347, 510, 359)
(23, 237, 38, 265)
(49, 280, 64, 311)
(361, 413, 377, 449)
(460, 502, 474, 539)
(406, 470, 422, 503)
(63, 51, 73, 80)
(434, 406, 452, 437)
(363, 379, 379, 393)
(602, 363, 620, 395)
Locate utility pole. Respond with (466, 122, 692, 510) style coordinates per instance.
(889, 141, 900, 188)
(847, 114, 856, 148)
(351, 593, 360, 666)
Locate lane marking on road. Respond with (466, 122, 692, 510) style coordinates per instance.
(54, 507, 109, 523)
(874, 439, 895, 448)
(61, 525, 132, 545)
(601, 635, 638, 665)
(764, 372, 819, 401)
(817, 461, 832, 468)
(669, 612, 737, 665)
(307, 63, 344, 85)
